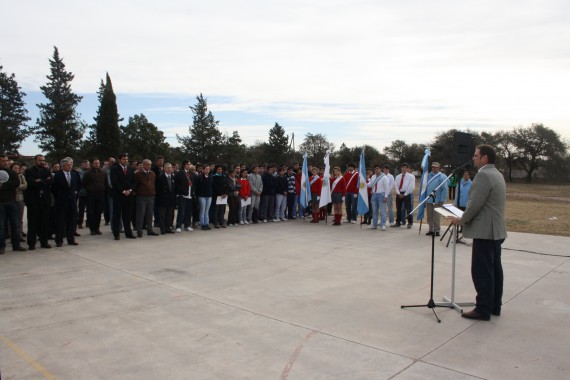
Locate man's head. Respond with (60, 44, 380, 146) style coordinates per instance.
(473, 145, 496, 169)
(333, 167, 341, 177)
(118, 153, 129, 166)
(240, 168, 248, 178)
(60, 157, 73, 172)
(81, 160, 90, 170)
(400, 163, 409, 173)
(156, 156, 164, 167)
(52, 162, 60, 172)
(431, 162, 440, 173)
(34, 154, 47, 168)
(182, 160, 191, 170)
(383, 164, 391, 174)
(463, 171, 470, 180)
(164, 163, 172, 175)
(91, 159, 101, 169)
(347, 163, 355, 171)
(0, 154, 8, 169)
(311, 167, 318, 175)
(142, 159, 152, 172)
(374, 165, 381, 175)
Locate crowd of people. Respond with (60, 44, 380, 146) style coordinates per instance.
(0, 152, 473, 254)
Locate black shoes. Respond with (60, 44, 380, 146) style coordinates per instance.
(426, 231, 434, 236)
(461, 309, 491, 321)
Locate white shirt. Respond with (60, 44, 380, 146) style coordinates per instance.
(394, 172, 415, 196)
(367, 174, 390, 197)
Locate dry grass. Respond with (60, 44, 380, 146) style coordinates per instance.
(505, 183, 570, 237)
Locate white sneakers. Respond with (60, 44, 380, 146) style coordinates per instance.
(186, 227, 193, 232)
(175, 228, 182, 233)
(381, 225, 387, 231)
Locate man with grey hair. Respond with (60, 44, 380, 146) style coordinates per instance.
(0, 153, 27, 254)
(134, 159, 159, 237)
(51, 157, 81, 247)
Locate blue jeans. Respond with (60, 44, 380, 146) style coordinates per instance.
(275, 193, 287, 219)
(370, 193, 387, 227)
(198, 197, 212, 226)
(384, 193, 394, 224)
(345, 192, 357, 221)
(0, 202, 21, 249)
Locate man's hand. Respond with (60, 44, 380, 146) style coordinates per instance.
(447, 216, 461, 225)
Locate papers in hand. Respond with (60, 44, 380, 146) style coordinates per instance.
(216, 196, 228, 205)
(435, 203, 464, 218)
(241, 198, 251, 207)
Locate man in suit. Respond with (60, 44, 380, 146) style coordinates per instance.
(24, 154, 53, 250)
(134, 159, 159, 237)
(51, 157, 81, 247)
(110, 153, 137, 240)
(449, 145, 507, 321)
(156, 163, 176, 234)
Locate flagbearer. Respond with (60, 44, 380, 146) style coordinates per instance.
(343, 163, 359, 223)
(425, 162, 447, 236)
(318, 166, 327, 220)
(309, 167, 322, 223)
(329, 167, 347, 225)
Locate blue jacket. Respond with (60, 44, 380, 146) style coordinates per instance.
(425, 171, 447, 204)
(455, 178, 472, 208)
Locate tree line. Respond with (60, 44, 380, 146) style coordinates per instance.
(1, 46, 568, 183)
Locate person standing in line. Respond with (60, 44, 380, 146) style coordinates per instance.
(51, 157, 81, 247)
(449, 145, 506, 321)
(0, 154, 27, 254)
(330, 167, 346, 226)
(393, 163, 415, 229)
(247, 165, 262, 224)
(23, 155, 52, 250)
(382, 164, 395, 226)
(195, 165, 213, 230)
(212, 165, 229, 228)
(174, 160, 194, 232)
(226, 169, 241, 227)
(82, 158, 106, 236)
(11, 163, 27, 243)
(367, 165, 390, 231)
(286, 167, 296, 220)
(156, 163, 176, 234)
(134, 159, 159, 237)
(343, 163, 359, 223)
(260, 165, 276, 222)
(309, 166, 322, 223)
(425, 162, 447, 237)
(238, 168, 251, 224)
(76, 160, 90, 229)
(274, 167, 288, 221)
(455, 171, 472, 210)
(110, 153, 137, 240)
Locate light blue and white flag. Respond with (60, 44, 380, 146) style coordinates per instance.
(319, 151, 332, 208)
(417, 147, 431, 221)
(356, 150, 369, 216)
(299, 153, 310, 208)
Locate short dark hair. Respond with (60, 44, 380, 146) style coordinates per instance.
(118, 153, 128, 159)
(476, 144, 496, 164)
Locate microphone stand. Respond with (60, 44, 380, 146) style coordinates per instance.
(400, 160, 471, 323)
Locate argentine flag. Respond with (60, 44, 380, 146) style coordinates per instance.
(356, 150, 369, 216)
(417, 147, 431, 221)
(299, 153, 310, 208)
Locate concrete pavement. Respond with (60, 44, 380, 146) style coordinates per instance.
(1, 220, 569, 379)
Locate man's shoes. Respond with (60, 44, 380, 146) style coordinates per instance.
(461, 309, 491, 321)
(381, 225, 387, 231)
(28, 246, 36, 251)
(90, 231, 97, 236)
(20, 237, 26, 243)
(435, 232, 440, 236)
(351, 220, 356, 224)
(14, 246, 27, 252)
(186, 227, 193, 231)
(426, 231, 434, 236)
(492, 309, 501, 316)
(74, 232, 81, 237)
(175, 228, 182, 233)
(96, 230, 102, 235)
(391, 223, 400, 228)
(407, 224, 412, 229)
(69, 242, 79, 246)
(368, 226, 377, 230)
(114, 235, 120, 241)
(137, 232, 143, 238)
(56, 243, 63, 247)
(126, 235, 137, 239)
(41, 243, 52, 249)
(77, 224, 83, 229)
(147, 231, 159, 236)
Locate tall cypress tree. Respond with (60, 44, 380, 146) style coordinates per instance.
(34, 46, 84, 159)
(177, 93, 223, 163)
(91, 73, 121, 159)
(0, 66, 31, 154)
(267, 122, 289, 164)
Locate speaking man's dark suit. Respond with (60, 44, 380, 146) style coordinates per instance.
(460, 163, 507, 318)
(110, 163, 137, 239)
(24, 165, 53, 248)
(51, 170, 81, 245)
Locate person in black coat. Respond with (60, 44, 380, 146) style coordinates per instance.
(156, 163, 176, 234)
(51, 157, 81, 247)
(110, 153, 137, 240)
(260, 165, 277, 222)
(212, 165, 229, 228)
(174, 160, 194, 232)
(23, 154, 53, 250)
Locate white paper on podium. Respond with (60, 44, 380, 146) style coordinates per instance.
(442, 204, 464, 217)
(216, 196, 228, 205)
(241, 198, 251, 207)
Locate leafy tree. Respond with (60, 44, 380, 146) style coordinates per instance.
(34, 46, 84, 159)
(384, 140, 408, 162)
(177, 93, 223, 163)
(298, 133, 335, 164)
(266, 122, 289, 164)
(334, 143, 353, 168)
(220, 130, 247, 166)
(0, 66, 31, 154)
(384, 139, 425, 168)
(512, 123, 568, 183)
(85, 73, 121, 159)
(493, 130, 519, 182)
(121, 114, 170, 162)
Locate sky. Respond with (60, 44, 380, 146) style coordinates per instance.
(2, 0, 569, 156)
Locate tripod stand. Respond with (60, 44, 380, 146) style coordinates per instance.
(401, 194, 452, 323)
